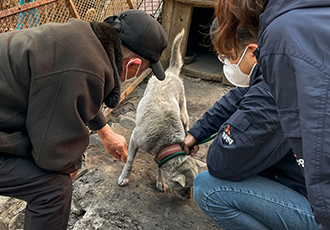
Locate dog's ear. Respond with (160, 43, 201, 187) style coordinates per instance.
(173, 174, 186, 188)
(195, 159, 207, 169)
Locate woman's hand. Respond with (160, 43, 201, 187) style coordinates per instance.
(183, 133, 200, 156)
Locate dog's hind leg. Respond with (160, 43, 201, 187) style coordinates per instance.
(118, 137, 139, 187)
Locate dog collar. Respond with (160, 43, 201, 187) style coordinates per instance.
(154, 144, 186, 167)
(154, 134, 218, 168)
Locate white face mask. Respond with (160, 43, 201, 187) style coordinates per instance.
(125, 58, 142, 81)
(219, 47, 256, 87)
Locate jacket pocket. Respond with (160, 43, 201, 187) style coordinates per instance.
(219, 111, 254, 146)
(228, 111, 254, 132)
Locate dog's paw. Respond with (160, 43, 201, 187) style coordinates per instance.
(156, 182, 168, 192)
(118, 178, 129, 187)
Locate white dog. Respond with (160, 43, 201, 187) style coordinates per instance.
(117, 29, 206, 199)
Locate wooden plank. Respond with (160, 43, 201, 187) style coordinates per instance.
(161, 0, 174, 35)
(0, 0, 56, 19)
(126, 0, 135, 9)
(103, 68, 152, 119)
(175, 2, 193, 61)
(182, 66, 221, 82)
(175, 0, 214, 7)
(65, 0, 80, 19)
(161, 1, 193, 68)
(160, 0, 174, 68)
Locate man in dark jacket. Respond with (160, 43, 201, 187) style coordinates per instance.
(184, 23, 319, 229)
(0, 9, 167, 230)
(257, 1, 330, 229)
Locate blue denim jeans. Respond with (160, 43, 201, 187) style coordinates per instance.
(194, 171, 319, 230)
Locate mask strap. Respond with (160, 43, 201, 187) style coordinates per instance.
(237, 46, 249, 66)
(125, 58, 142, 81)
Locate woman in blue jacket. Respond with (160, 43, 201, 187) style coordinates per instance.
(212, 1, 330, 229)
(184, 18, 320, 229)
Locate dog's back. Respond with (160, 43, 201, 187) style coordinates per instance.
(132, 29, 187, 154)
(118, 30, 206, 194)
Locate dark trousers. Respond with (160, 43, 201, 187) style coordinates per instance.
(0, 154, 72, 230)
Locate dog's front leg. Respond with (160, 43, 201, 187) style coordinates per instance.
(156, 168, 168, 192)
(118, 137, 138, 187)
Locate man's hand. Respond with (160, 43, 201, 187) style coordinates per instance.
(183, 133, 200, 156)
(97, 124, 128, 163)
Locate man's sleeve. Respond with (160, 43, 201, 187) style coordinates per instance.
(86, 110, 107, 131)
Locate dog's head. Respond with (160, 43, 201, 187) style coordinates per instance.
(161, 156, 207, 199)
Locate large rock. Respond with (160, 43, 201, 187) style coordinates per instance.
(0, 196, 25, 230)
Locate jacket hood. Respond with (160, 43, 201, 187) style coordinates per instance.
(259, 0, 330, 37)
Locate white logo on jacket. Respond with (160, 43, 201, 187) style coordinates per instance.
(294, 153, 304, 167)
(296, 158, 304, 167)
(222, 125, 234, 145)
(222, 131, 234, 145)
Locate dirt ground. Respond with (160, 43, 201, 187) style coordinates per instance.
(66, 74, 233, 230)
(0, 74, 233, 230)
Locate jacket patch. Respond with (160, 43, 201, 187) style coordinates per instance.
(225, 124, 231, 135)
(294, 153, 304, 167)
(222, 125, 233, 145)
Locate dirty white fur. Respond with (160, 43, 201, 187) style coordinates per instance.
(117, 29, 206, 199)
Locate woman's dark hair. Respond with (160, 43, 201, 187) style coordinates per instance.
(213, 0, 269, 59)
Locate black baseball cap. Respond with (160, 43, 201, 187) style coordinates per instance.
(104, 10, 168, 80)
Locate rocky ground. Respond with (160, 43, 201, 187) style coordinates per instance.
(0, 74, 233, 230)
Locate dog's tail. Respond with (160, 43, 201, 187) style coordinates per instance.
(167, 28, 185, 76)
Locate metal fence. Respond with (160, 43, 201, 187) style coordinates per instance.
(0, 0, 163, 33)
(135, 0, 162, 17)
